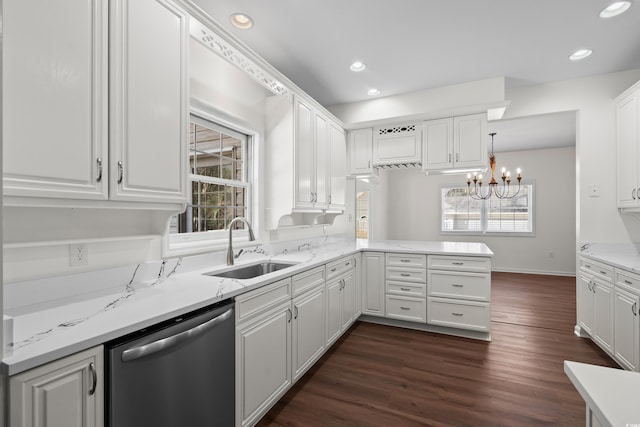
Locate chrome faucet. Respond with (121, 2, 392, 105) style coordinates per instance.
(227, 217, 256, 266)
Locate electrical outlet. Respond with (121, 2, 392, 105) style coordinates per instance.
(69, 244, 88, 266)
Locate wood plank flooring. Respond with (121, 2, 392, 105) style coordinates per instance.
(256, 272, 619, 427)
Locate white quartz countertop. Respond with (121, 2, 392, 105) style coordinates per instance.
(2, 239, 492, 375)
(564, 361, 640, 427)
(579, 243, 640, 274)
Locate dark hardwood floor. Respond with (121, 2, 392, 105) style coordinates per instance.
(256, 272, 619, 427)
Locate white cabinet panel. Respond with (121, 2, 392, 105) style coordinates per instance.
(386, 295, 426, 323)
(9, 345, 104, 427)
(427, 297, 490, 332)
(3, 0, 108, 200)
(422, 118, 453, 170)
(614, 286, 639, 371)
(292, 285, 326, 381)
(616, 88, 640, 208)
(373, 124, 421, 165)
(361, 252, 385, 316)
(329, 122, 346, 209)
(347, 128, 373, 176)
(109, 0, 188, 203)
(313, 112, 329, 207)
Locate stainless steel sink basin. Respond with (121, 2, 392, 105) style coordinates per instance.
(204, 262, 297, 280)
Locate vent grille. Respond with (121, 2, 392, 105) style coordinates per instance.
(378, 125, 416, 135)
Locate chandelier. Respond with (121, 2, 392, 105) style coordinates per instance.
(466, 133, 522, 200)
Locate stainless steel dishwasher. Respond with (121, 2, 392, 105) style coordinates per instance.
(106, 299, 235, 427)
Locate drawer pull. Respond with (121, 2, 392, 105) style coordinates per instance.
(451, 284, 464, 288)
(401, 259, 411, 263)
(400, 306, 411, 311)
(452, 262, 464, 266)
(400, 287, 411, 291)
(600, 270, 607, 275)
(452, 312, 464, 316)
(585, 264, 592, 269)
(400, 273, 411, 277)
(632, 302, 637, 316)
(625, 279, 633, 285)
(330, 267, 337, 272)
(345, 261, 351, 266)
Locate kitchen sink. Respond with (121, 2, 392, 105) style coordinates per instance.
(204, 262, 297, 280)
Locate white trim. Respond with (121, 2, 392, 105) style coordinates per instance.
(491, 267, 576, 277)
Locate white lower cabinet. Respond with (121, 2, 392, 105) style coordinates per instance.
(326, 257, 357, 345)
(427, 255, 492, 333)
(578, 258, 614, 355)
(361, 252, 385, 316)
(385, 253, 427, 323)
(9, 345, 104, 427)
(614, 270, 640, 371)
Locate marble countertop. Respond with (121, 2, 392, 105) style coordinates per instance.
(579, 243, 640, 274)
(564, 360, 640, 427)
(2, 239, 492, 376)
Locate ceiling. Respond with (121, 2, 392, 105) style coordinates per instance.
(191, 0, 639, 151)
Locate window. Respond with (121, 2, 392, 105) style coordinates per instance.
(441, 183, 534, 235)
(169, 114, 252, 249)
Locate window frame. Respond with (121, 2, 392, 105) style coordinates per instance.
(439, 180, 536, 237)
(165, 107, 259, 257)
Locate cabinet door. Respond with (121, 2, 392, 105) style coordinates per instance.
(373, 125, 421, 165)
(614, 287, 639, 371)
(422, 118, 453, 171)
(354, 255, 363, 317)
(616, 91, 639, 208)
(326, 278, 343, 345)
(314, 112, 329, 208)
(109, 0, 188, 204)
(592, 280, 614, 354)
(329, 121, 347, 209)
(578, 274, 594, 335)
(294, 98, 315, 207)
(453, 114, 487, 169)
(237, 303, 291, 427)
(361, 252, 385, 316)
(292, 286, 326, 382)
(341, 271, 356, 330)
(347, 128, 373, 175)
(3, 0, 108, 200)
(10, 346, 104, 427)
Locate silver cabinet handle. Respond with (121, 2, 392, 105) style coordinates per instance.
(96, 158, 103, 183)
(331, 267, 337, 272)
(600, 270, 607, 275)
(452, 312, 464, 317)
(400, 273, 410, 277)
(452, 284, 464, 288)
(88, 362, 97, 395)
(328, 195, 332, 204)
(345, 261, 351, 267)
(353, 258, 357, 267)
(368, 160, 371, 169)
(625, 280, 633, 285)
(633, 302, 637, 316)
(287, 308, 292, 323)
(294, 305, 299, 319)
(341, 279, 346, 290)
(400, 259, 411, 263)
(592, 282, 597, 293)
(448, 153, 452, 163)
(456, 153, 459, 162)
(400, 287, 411, 291)
(452, 262, 464, 266)
(584, 264, 592, 269)
(121, 308, 232, 362)
(400, 306, 410, 311)
(117, 161, 123, 184)
(633, 188, 637, 200)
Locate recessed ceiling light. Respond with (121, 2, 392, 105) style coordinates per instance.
(599, 1, 632, 18)
(230, 13, 253, 29)
(349, 61, 367, 72)
(367, 88, 380, 96)
(569, 49, 593, 61)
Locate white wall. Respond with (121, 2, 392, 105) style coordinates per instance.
(374, 147, 576, 275)
(503, 69, 640, 246)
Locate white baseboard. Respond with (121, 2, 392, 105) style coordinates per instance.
(491, 267, 576, 277)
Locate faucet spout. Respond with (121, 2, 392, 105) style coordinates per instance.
(227, 217, 256, 266)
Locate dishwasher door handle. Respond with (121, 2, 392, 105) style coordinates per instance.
(121, 308, 233, 362)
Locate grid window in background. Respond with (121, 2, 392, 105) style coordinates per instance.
(356, 191, 369, 239)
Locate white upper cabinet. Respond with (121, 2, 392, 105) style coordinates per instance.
(3, 0, 188, 207)
(109, 0, 188, 204)
(373, 124, 421, 165)
(616, 82, 640, 209)
(329, 122, 346, 209)
(3, 0, 108, 200)
(422, 114, 487, 173)
(347, 128, 374, 176)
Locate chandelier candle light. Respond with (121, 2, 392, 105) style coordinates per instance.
(466, 133, 522, 200)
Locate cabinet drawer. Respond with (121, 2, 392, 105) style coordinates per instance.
(579, 257, 613, 281)
(616, 269, 640, 293)
(427, 297, 490, 332)
(428, 271, 490, 302)
(428, 255, 490, 273)
(386, 267, 426, 283)
(386, 281, 426, 297)
(236, 279, 292, 323)
(326, 256, 355, 281)
(292, 266, 325, 297)
(386, 253, 427, 269)
(385, 295, 426, 323)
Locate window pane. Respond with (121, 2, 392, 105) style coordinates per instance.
(441, 187, 482, 232)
